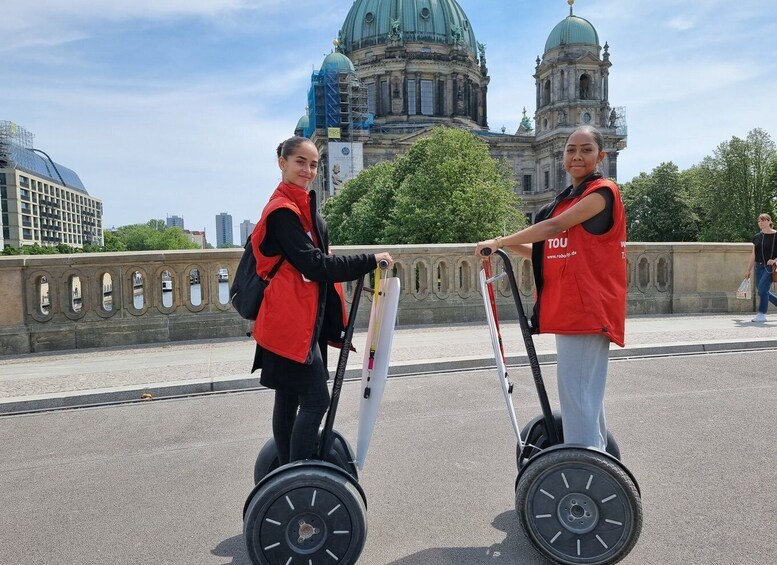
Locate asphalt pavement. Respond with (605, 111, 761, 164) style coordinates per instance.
(1, 312, 776, 415)
(0, 351, 774, 564)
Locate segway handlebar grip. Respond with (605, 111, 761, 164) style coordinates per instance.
(378, 259, 389, 269)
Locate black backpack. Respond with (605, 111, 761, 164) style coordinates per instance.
(230, 235, 284, 321)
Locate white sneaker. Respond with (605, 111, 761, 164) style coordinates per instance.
(751, 312, 767, 322)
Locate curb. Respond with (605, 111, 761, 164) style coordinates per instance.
(2, 338, 776, 416)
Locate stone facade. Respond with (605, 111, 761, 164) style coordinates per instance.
(0, 243, 758, 356)
(302, 1, 626, 222)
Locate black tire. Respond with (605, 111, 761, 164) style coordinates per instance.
(254, 438, 281, 485)
(515, 448, 642, 565)
(518, 412, 621, 469)
(244, 465, 367, 565)
(253, 431, 358, 485)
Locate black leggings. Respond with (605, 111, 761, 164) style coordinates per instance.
(271, 347, 330, 465)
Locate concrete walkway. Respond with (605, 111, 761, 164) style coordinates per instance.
(1, 312, 775, 414)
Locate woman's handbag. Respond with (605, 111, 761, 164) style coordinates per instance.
(736, 278, 752, 300)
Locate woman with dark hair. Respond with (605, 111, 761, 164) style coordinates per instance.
(475, 125, 626, 451)
(744, 213, 777, 322)
(250, 135, 393, 464)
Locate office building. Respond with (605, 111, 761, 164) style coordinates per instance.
(215, 212, 233, 247)
(239, 220, 256, 246)
(0, 121, 103, 249)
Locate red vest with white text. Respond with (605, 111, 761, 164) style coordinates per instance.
(538, 178, 627, 347)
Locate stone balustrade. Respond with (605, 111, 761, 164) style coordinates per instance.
(0, 243, 756, 355)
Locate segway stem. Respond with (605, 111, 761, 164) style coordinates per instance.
(491, 249, 560, 446)
(319, 275, 366, 459)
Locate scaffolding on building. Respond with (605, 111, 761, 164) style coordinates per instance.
(304, 68, 371, 141)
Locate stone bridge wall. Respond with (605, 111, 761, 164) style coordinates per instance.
(0, 243, 756, 355)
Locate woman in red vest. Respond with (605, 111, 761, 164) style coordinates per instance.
(476, 126, 627, 451)
(251, 136, 393, 464)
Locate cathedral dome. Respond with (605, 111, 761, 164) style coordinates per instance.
(544, 8, 599, 52)
(338, 0, 478, 56)
(321, 51, 356, 74)
(295, 112, 309, 132)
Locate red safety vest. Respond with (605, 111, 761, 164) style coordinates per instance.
(251, 182, 347, 363)
(538, 178, 627, 347)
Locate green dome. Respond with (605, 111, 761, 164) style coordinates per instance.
(295, 113, 309, 131)
(321, 51, 356, 74)
(544, 12, 599, 52)
(338, 0, 478, 56)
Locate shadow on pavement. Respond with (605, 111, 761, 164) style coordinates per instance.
(212, 534, 251, 565)
(387, 509, 547, 564)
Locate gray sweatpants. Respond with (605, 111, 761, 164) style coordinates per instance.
(555, 333, 610, 450)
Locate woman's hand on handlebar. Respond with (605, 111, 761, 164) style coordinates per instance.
(375, 252, 394, 269)
(475, 238, 500, 257)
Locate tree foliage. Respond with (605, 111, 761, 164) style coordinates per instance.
(690, 128, 777, 242)
(111, 220, 199, 251)
(323, 127, 526, 244)
(621, 162, 698, 241)
(2, 219, 198, 255)
(618, 128, 777, 243)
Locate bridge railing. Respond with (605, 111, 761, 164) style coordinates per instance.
(0, 243, 754, 355)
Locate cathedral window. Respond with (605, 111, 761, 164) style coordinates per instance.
(579, 73, 591, 99)
(523, 175, 532, 193)
(367, 83, 376, 115)
(407, 79, 417, 115)
(380, 80, 390, 115)
(420, 80, 434, 115)
(560, 70, 566, 99)
(544, 171, 550, 190)
(542, 79, 551, 106)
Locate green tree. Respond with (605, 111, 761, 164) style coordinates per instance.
(111, 220, 198, 251)
(621, 162, 698, 241)
(692, 128, 777, 241)
(323, 161, 395, 244)
(102, 230, 128, 252)
(324, 127, 525, 244)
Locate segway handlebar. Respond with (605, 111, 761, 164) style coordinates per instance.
(479, 246, 560, 445)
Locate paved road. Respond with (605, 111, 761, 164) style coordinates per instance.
(2, 313, 777, 414)
(1, 350, 774, 564)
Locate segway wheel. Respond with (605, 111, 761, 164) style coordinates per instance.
(515, 448, 642, 565)
(254, 438, 281, 485)
(517, 412, 621, 469)
(244, 465, 367, 565)
(253, 431, 359, 485)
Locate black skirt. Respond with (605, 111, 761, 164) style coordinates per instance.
(255, 340, 330, 394)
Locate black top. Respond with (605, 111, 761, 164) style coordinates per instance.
(753, 232, 777, 265)
(253, 199, 376, 392)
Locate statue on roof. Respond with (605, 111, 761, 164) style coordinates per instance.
(390, 19, 403, 42)
(518, 107, 533, 133)
(450, 24, 463, 45)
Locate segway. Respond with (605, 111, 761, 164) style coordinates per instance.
(243, 262, 400, 565)
(480, 249, 642, 564)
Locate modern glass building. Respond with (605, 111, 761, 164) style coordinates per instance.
(0, 121, 103, 250)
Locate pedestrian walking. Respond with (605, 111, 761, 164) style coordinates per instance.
(744, 213, 777, 322)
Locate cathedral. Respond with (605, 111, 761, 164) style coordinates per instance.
(294, 0, 627, 221)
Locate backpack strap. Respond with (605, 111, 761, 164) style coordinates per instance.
(266, 256, 284, 280)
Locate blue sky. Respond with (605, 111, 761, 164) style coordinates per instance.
(2, 0, 775, 240)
